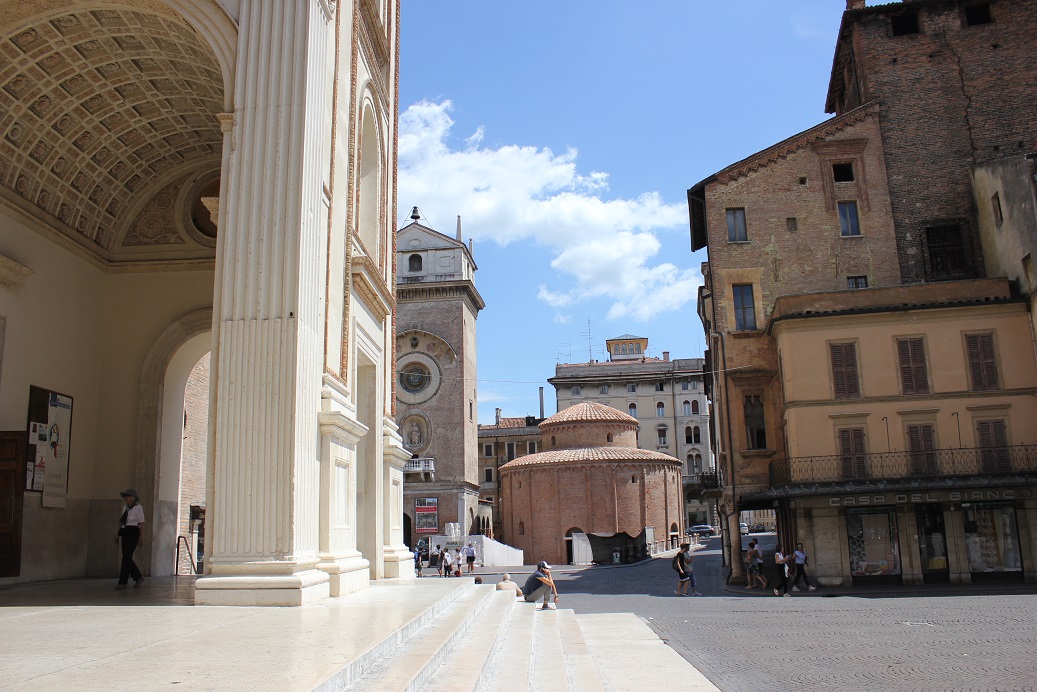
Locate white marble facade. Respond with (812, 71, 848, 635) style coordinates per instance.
(0, 0, 409, 605)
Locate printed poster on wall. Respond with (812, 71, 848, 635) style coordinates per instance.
(415, 497, 438, 534)
(42, 392, 73, 508)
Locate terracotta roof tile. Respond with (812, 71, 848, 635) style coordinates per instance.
(542, 402, 637, 426)
(500, 447, 680, 469)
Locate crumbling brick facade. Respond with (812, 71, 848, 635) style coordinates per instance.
(828, 0, 1037, 283)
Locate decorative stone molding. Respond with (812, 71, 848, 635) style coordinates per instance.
(318, 0, 338, 21)
(351, 255, 394, 321)
(0, 253, 33, 289)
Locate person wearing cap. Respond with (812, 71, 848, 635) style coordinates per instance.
(522, 560, 559, 610)
(115, 489, 145, 589)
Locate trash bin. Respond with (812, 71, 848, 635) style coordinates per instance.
(612, 549, 621, 564)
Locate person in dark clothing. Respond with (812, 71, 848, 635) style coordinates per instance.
(522, 561, 559, 610)
(115, 489, 145, 589)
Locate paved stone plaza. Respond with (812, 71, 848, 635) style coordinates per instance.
(550, 538, 1037, 691)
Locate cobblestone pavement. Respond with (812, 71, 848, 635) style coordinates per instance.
(544, 539, 1037, 692)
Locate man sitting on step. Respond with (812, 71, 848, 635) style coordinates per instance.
(522, 561, 560, 610)
(495, 573, 524, 598)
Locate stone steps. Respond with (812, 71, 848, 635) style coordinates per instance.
(340, 581, 719, 692)
(339, 582, 495, 692)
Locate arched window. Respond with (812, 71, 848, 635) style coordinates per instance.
(519, 521, 525, 536)
(686, 454, 694, 472)
(357, 107, 381, 255)
(682, 400, 691, 416)
(607, 433, 614, 443)
(551, 436, 556, 447)
(628, 403, 637, 417)
(692, 400, 700, 414)
(685, 426, 693, 444)
(408, 254, 422, 272)
(657, 402, 665, 417)
(693, 426, 701, 444)
(635, 344, 642, 354)
(694, 453, 702, 472)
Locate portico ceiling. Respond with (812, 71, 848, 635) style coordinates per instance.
(0, 2, 224, 265)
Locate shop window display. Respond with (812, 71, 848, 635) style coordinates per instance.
(846, 508, 901, 576)
(963, 504, 1021, 574)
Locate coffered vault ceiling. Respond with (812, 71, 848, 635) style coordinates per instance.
(0, 3, 224, 265)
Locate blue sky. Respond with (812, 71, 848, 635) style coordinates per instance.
(397, 2, 852, 423)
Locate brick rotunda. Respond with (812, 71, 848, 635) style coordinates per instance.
(499, 402, 684, 565)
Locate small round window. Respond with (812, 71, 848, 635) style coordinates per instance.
(399, 362, 431, 394)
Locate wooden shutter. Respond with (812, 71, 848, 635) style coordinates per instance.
(898, 338, 929, 395)
(966, 333, 999, 391)
(831, 343, 860, 399)
(839, 427, 866, 480)
(977, 419, 1009, 473)
(907, 423, 937, 475)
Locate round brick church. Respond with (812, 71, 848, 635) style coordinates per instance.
(499, 402, 684, 565)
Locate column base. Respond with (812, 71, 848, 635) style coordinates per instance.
(316, 552, 370, 597)
(382, 544, 416, 579)
(194, 569, 330, 606)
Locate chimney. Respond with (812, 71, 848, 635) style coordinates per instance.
(495, 407, 501, 425)
(456, 215, 462, 241)
(846, 0, 865, 8)
(539, 387, 545, 419)
(663, 351, 670, 362)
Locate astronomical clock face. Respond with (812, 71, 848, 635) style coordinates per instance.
(399, 361, 432, 395)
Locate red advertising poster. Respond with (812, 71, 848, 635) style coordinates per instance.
(415, 497, 438, 534)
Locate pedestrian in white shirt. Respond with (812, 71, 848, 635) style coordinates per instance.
(115, 489, 145, 589)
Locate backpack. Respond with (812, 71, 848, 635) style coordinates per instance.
(671, 553, 682, 571)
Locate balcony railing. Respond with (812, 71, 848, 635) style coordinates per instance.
(770, 445, 1037, 487)
(700, 472, 720, 489)
(404, 457, 435, 474)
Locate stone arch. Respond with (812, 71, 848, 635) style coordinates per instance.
(356, 94, 384, 260)
(133, 307, 212, 574)
(160, 0, 238, 109)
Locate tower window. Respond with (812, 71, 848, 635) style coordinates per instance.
(408, 254, 422, 272)
(832, 163, 855, 183)
(964, 4, 992, 26)
(890, 10, 920, 36)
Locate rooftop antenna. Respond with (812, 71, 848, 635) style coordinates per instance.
(550, 342, 572, 363)
(582, 319, 593, 363)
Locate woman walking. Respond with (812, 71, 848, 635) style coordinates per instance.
(115, 489, 145, 589)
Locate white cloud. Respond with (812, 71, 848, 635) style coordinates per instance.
(476, 390, 511, 403)
(398, 100, 700, 321)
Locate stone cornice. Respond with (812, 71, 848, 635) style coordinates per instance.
(351, 254, 395, 321)
(0, 253, 33, 289)
(396, 280, 485, 313)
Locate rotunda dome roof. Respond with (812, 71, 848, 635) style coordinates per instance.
(499, 446, 680, 470)
(541, 402, 637, 427)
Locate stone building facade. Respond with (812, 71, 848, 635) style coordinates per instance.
(691, 0, 1037, 588)
(396, 215, 484, 548)
(477, 411, 542, 542)
(0, 1, 412, 606)
(549, 339, 715, 528)
(499, 402, 683, 566)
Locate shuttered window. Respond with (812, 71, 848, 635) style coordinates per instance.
(838, 427, 867, 480)
(966, 333, 999, 391)
(976, 419, 1009, 473)
(907, 423, 938, 475)
(831, 342, 861, 399)
(897, 338, 929, 395)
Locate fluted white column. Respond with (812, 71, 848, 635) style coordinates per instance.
(196, 0, 334, 606)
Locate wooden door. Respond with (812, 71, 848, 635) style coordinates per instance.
(0, 431, 26, 577)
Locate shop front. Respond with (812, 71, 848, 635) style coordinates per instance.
(789, 487, 1036, 588)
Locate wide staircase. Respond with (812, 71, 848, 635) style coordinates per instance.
(324, 580, 716, 692)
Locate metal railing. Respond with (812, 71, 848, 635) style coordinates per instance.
(404, 457, 435, 473)
(700, 472, 720, 489)
(770, 444, 1037, 487)
(175, 535, 198, 576)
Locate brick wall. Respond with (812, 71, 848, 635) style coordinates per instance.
(176, 353, 209, 575)
(836, 0, 1037, 282)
